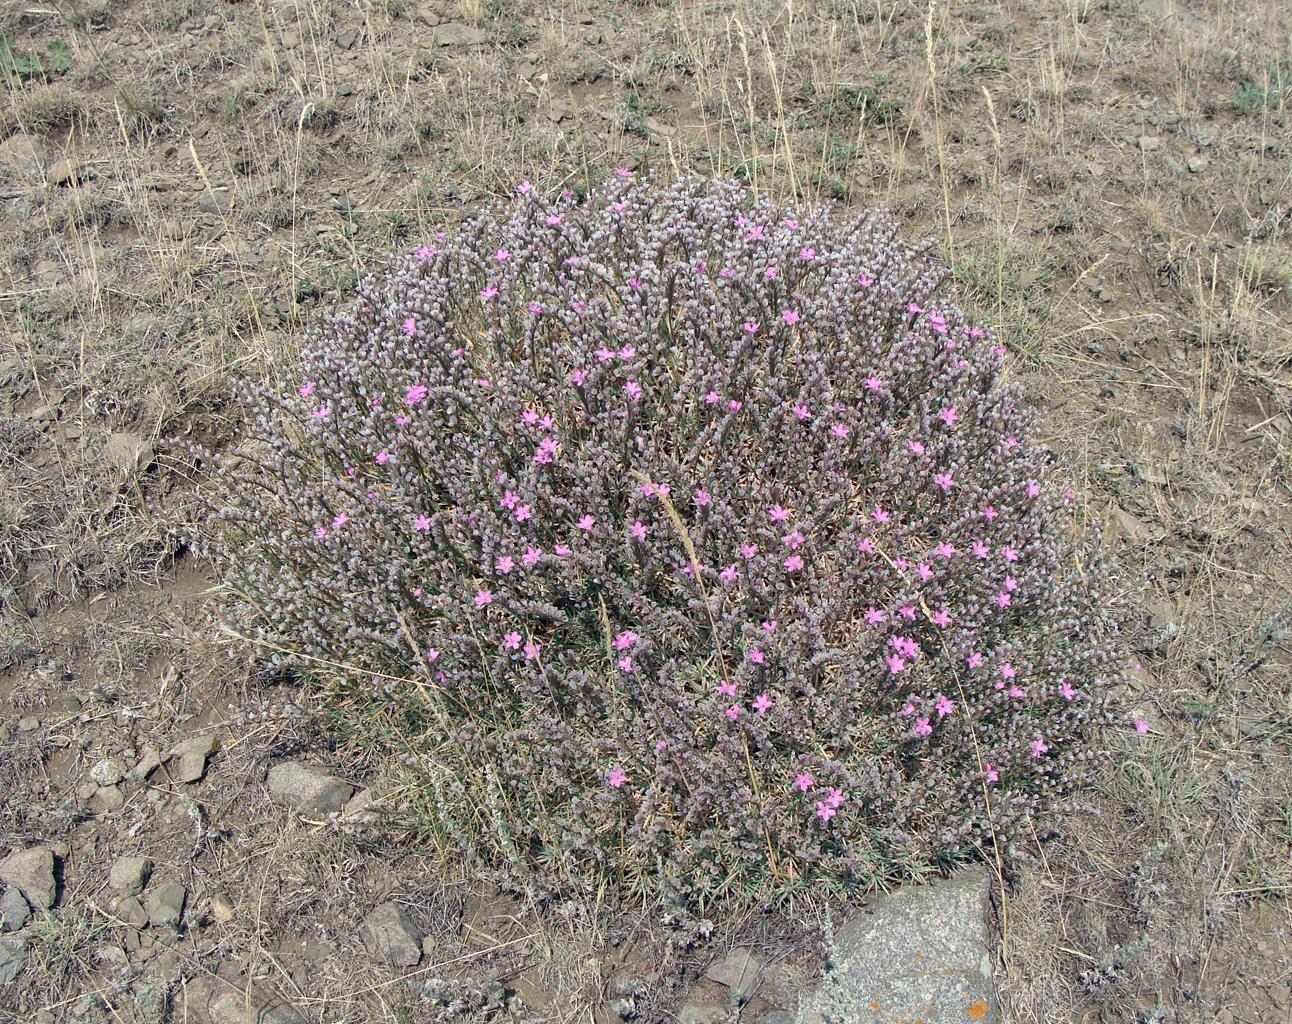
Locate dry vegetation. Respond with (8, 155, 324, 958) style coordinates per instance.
(0, 0, 1289, 1022)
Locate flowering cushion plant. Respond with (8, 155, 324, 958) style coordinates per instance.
(206, 175, 1127, 902)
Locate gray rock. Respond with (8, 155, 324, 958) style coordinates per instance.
(431, 22, 487, 46)
(90, 757, 127, 786)
(169, 734, 218, 783)
(798, 867, 1001, 1024)
(0, 133, 44, 175)
(0, 847, 57, 909)
(109, 856, 153, 897)
(91, 785, 125, 813)
(1136, 135, 1161, 153)
(0, 887, 30, 932)
(197, 189, 231, 216)
(268, 762, 354, 817)
(116, 896, 148, 928)
(46, 157, 84, 186)
(676, 1002, 729, 1024)
(102, 432, 154, 479)
(755, 962, 805, 1010)
(360, 902, 423, 966)
(705, 947, 764, 1001)
(145, 881, 186, 930)
(0, 931, 29, 985)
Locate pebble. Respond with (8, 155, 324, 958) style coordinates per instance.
(145, 881, 187, 930)
(169, 734, 218, 783)
(109, 856, 153, 897)
(267, 762, 354, 817)
(705, 947, 764, 1001)
(676, 1002, 728, 1024)
(46, 157, 84, 186)
(0, 932, 29, 985)
(360, 901, 423, 966)
(91, 785, 125, 813)
(0, 847, 57, 909)
(431, 22, 487, 46)
(116, 896, 149, 928)
(210, 891, 235, 923)
(0, 887, 30, 932)
(90, 757, 127, 786)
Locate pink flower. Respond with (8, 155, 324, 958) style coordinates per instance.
(898, 605, 917, 621)
(596, 347, 615, 363)
(426, 647, 439, 662)
(740, 543, 758, 559)
(480, 285, 499, 300)
(608, 632, 636, 655)
(769, 504, 789, 522)
(967, 651, 984, 668)
(747, 648, 765, 665)
(375, 451, 390, 465)
(523, 546, 542, 567)
(728, 399, 743, 412)
(831, 423, 850, 438)
(704, 390, 721, 405)
(503, 631, 522, 650)
(995, 591, 1012, 608)
(570, 369, 589, 386)
(413, 514, 431, 532)
(857, 274, 873, 287)
(815, 801, 837, 822)
(718, 680, 737, 698)
(524, 641, 541, 661)
(934, 472, 954, 492)
(907, 302, 923, 315)
(402, 316, 416, 336)
(782, 308, 800, 325)
(629, 520, 648, 540)
(405, 384, 428, 406)
(554, 543, 571, 556)
(514, 504, 532, 522)
(619, 346, 636, 360)
(1004, 576, 1018, 592)
(724, 704, 741, 721)
(931, 609, 951, 628)
(299, 381, 315, 397)
(872, 507, 890, 524)
(1000, 663, 1016, 679)
(858, 536, 875, 554)
(982, 505, 998, 521)
(311, 406, 331, 420)
(865, 375, 884, 392)
(794, 772, 814, 793)
(935, 694, 955, 717)
(474, 589, 493, 607)
(1134, 718, 1150, 734)
(784, 554, 804, 573)
(394, 415, 409, 426)
(527, 302, 544, 316)
(753, 693, 772, 714)
(793, 404, 811, 421)
(1059, 682, 1075, 700)
(761, 619, 777, 633)
(414, 244, 434, 261)
(782, 530, 804, 550)
(1002, 546, 1019, 562)
(917, 562, 934, 581)
(314, 526, 329, 539)
(935, 541, 955, 559)
(913, 717, 932, 737)
(517, 179, 533, 193)
(332, 513, 348, 529)
(799, 246, 816, 260)
(577, 515, 595, 531)
(694, 487, 711, 507)
(624, 381, 643, 402)
(742, 321, 760, 334)
(865, 608, 885, 625)
(607, 767, 627, 789)
(899, 703, 915, 717)
(984, 764, 999, 783)
(496, 555, 515, 575)
(907, 439, 925, 454)
(494, 248, 510, 262)
(938, 406, 958, 426)
(972, 541, 990, 559)
(719, 564, 740, 585)
(617, 655, 634, 673)
(886, 654, 906, 674)
(1026, 481, 1041, 498)
(1030, 737, 1049, 758)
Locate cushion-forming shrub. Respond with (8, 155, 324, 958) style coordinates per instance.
(206, 174, 1126, 903)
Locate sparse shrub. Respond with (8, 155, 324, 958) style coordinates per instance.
(205, 175, 1127, 904)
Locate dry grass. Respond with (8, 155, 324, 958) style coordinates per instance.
(1, 0, 1290, 1020)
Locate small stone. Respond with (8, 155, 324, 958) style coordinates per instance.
(431, 22, 487, 46)
(1136, 135, 1161, 152)
(109, 857, 153, 897)
(17, 717, 39, 732)
(705, 947, 765, 1000)
(197, 190, 231, 216)
(267, 762, 354, 817)
(96, 944, 129, 967)
(90, 757, 127, 786)
(341, 787, 380, 822)
(1187, 155, 1208, 173)
(0, 887, 30, 932)
(91, 785, 125, 813)
(102, 432, 154, 479)
(47, 157, 84, 186)
(145, 881, 186, 930)
(169, 734, 218, 783)
(0, 847, 57, 909)
(677, 1001, 728, 1024)
(210, 891, 235, 923)
(116, 897, 148, 928)
(0, 931, 29, 985)
(0, 133, 44, 175)
(360, 902, 423, 966)
(336, 25, 360, 49)
(132, 745, 162, 781)
(755, 963, 805, 1010)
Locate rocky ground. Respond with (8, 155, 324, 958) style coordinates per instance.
(2, 0, 1291, 1021)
